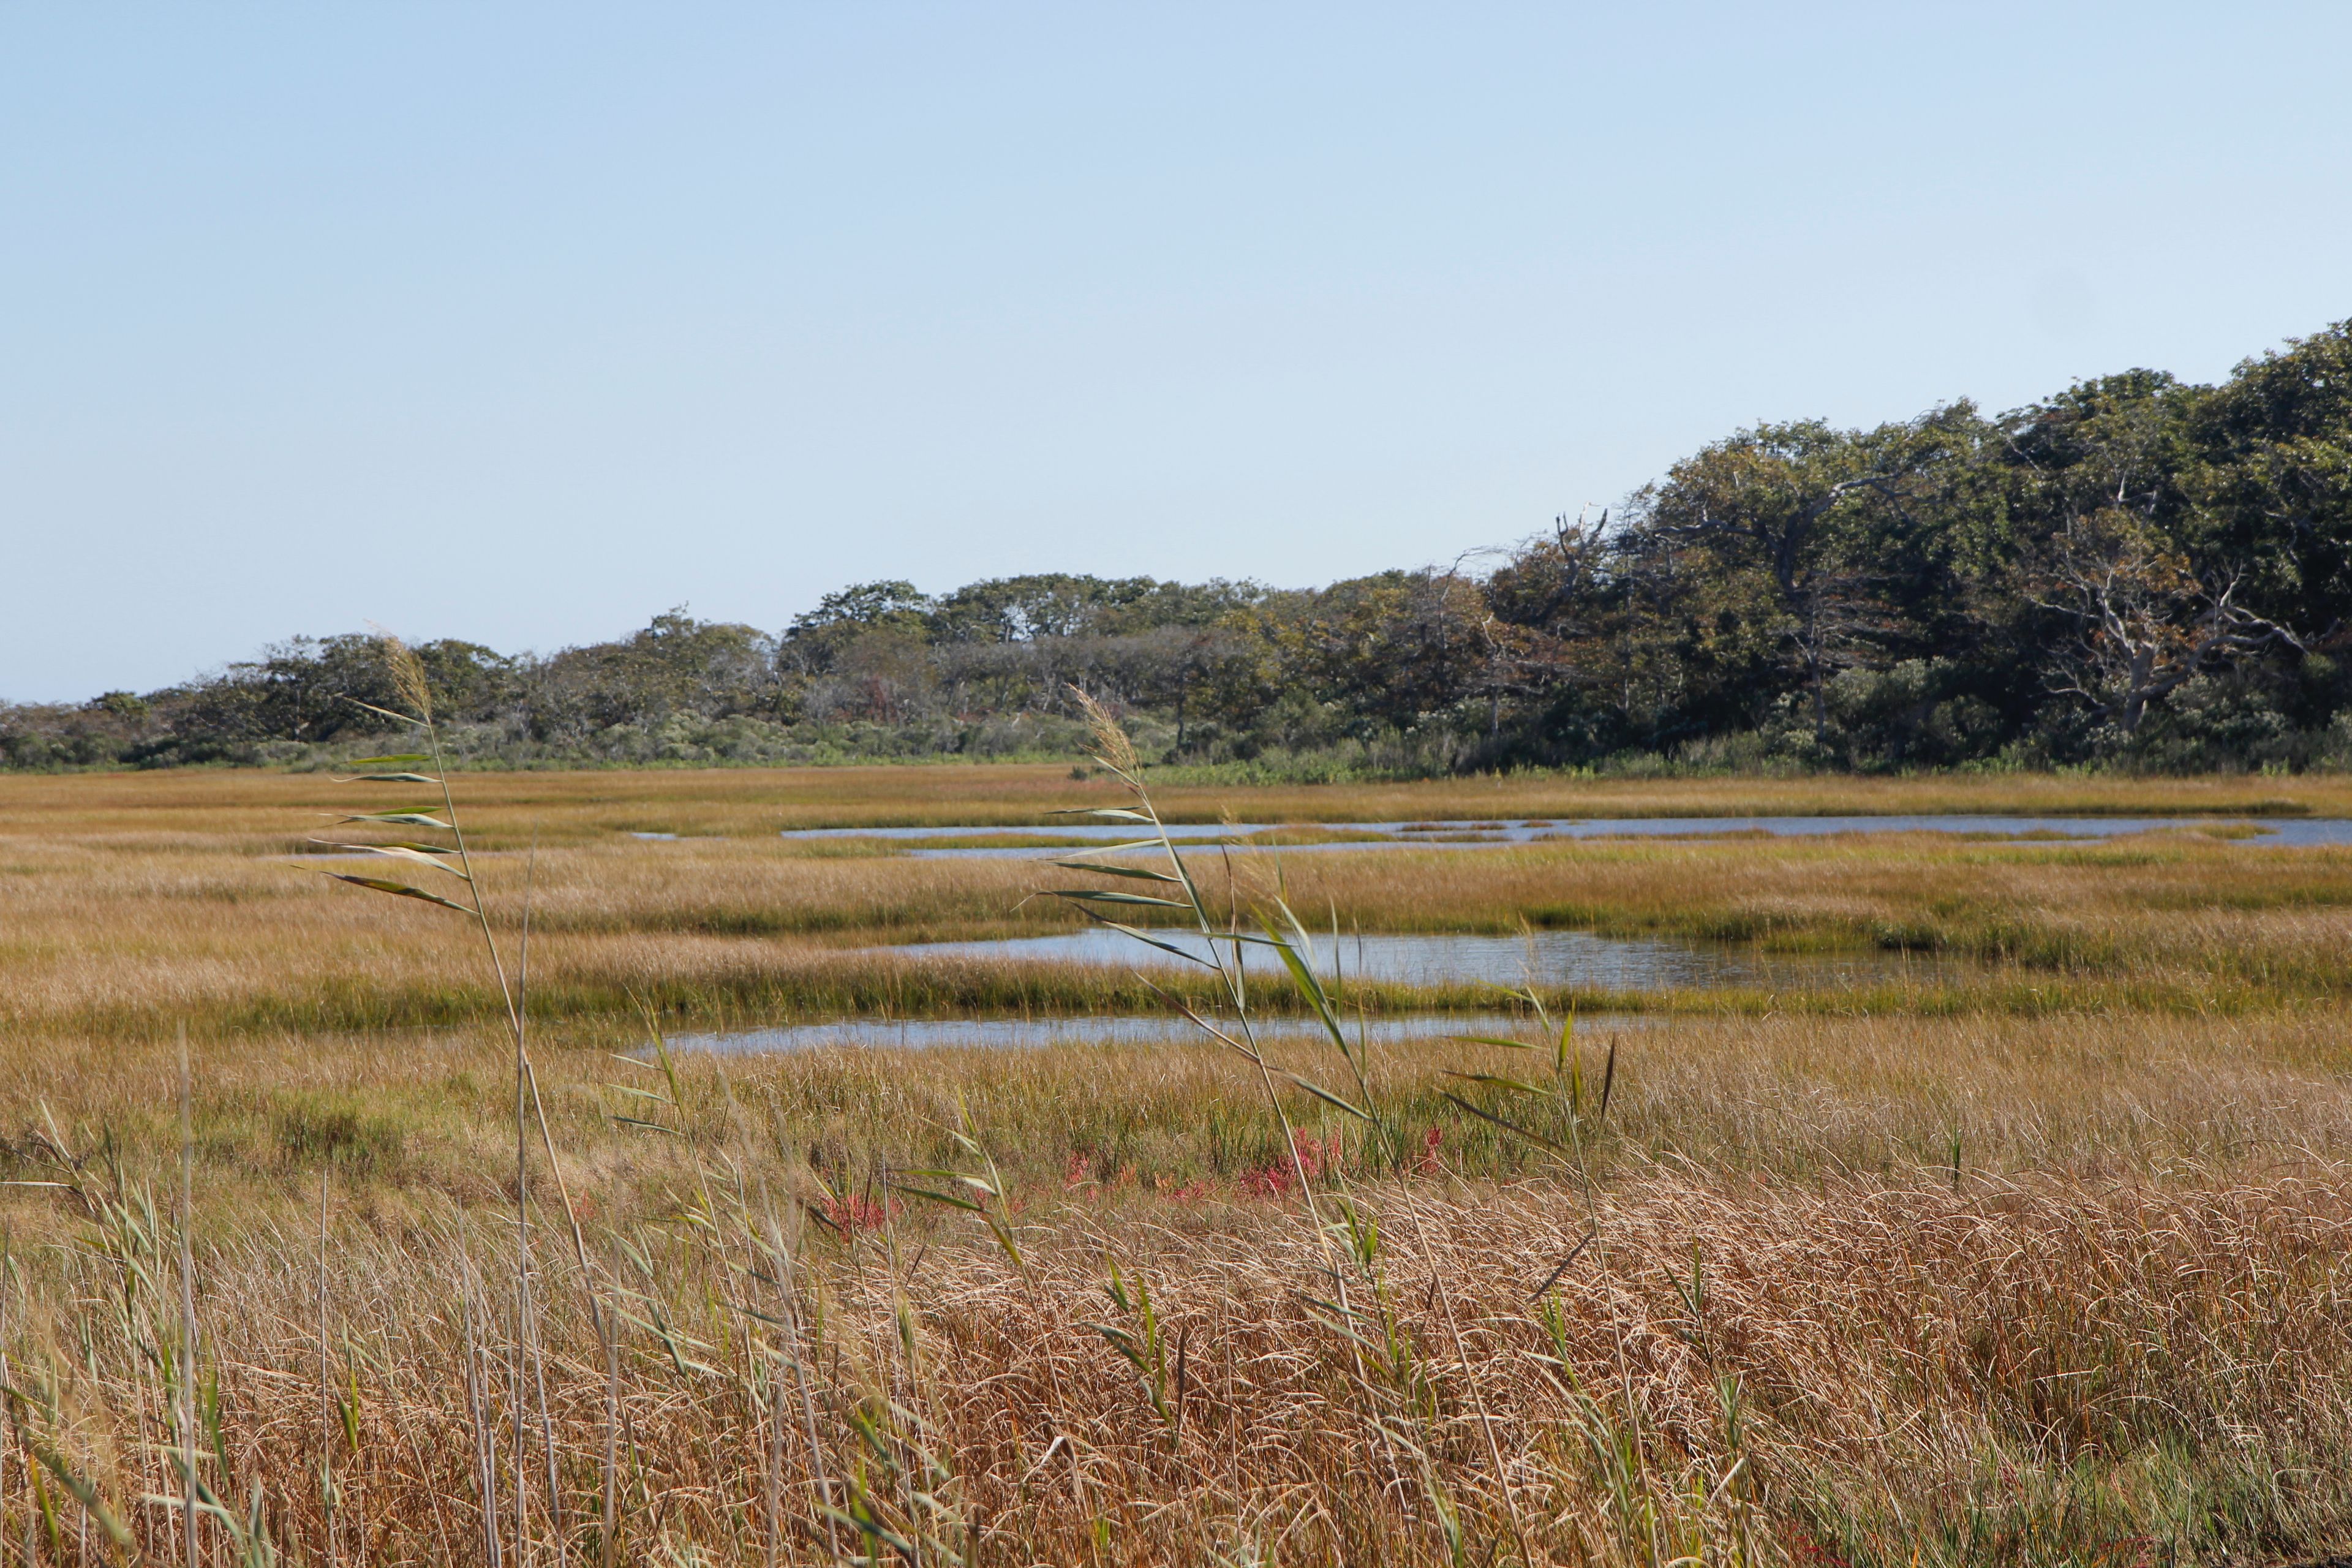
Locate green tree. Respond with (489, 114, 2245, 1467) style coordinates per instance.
(781, 581, 937, 674)
(1631, 410, 1979, 742)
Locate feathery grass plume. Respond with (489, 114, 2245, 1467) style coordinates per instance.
(1067, 685, 1138, 779)
(375, 628, 435, 726)
(1047, 691, 1352, 1204)
(309, 627, 598, 1566)
(1050, 689, 1486, 1541)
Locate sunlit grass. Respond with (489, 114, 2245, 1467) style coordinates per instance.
(10, 764, 2352, 1561)
(11, 775, 2352, 1041)
(9, 1010, 2352, 1562)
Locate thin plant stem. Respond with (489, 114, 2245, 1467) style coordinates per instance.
(318, 1166, 335, 1568)
(460, 1242, 504, 1568)
(178, 1021, 197, 1568)
(1390, 1182, 1534, 1565)
(761, 1193, 838, 1559)
(599, 1239, 622, 1568)
(512, 827, 538, 1563)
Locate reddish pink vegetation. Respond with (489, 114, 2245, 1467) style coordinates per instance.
(816, 1192, 899, 1234)
(1072, 1130, 1446, 1202)
(1235, 1129, 1448, 1197)
(1069, 1151, 1180, 1197)
(1242, 1134, 1340, 1197)
(1779, 1526, 1851, 1567)
(1240, 1160, 1295, 1199)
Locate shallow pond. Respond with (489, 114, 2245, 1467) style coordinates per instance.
(672, 1011, 1637, 1055)
(882, 927, 1960, 990)
(669, 812, 2267, 1055)
(779, 814, 2352, 856)
(673, 927, 1955, 1055)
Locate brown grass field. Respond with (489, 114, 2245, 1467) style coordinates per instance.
(4, 764, 2352, 1565)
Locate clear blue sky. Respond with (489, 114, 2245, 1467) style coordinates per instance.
(5, 3, 2348, 699)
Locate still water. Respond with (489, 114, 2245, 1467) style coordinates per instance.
(673, 925, 1951, 1055)
(672, 1011, 1635, 1055)
(667, 812, 2277, 1054)
(883, 928, 1958, 990)
(780, 815, 2352, 856)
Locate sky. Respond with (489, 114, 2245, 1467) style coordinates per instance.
(4, 4, 2350, 700)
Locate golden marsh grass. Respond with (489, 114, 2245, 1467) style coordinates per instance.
(9, 773, 2352, 1039)
(6, 762, 2351, 842)
(9, 1015, 2352, 1564)
(5, 766, 2352, 1562)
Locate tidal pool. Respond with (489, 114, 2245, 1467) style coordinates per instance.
(672, 925, 1956, 1055)
(881, 927, 1960, 990)
(666, 813, 2275, 1056)
(777, 815, 2350, 857)
(672, 1011, 1638, 1055)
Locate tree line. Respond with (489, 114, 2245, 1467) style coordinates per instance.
(11, 318, 2352, 776)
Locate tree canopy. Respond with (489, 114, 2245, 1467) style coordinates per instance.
(13, 319, 2352, 775)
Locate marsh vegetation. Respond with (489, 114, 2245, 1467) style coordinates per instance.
(4, 749, 2352, 1564)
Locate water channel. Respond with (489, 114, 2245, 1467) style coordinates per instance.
(672, 1011, 1640, 1055)
(675, 813, 2302, 1052)
(778, 814, 2352, 855)
(675, 928, 1955, 1054)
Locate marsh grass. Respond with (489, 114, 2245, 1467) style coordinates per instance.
(9, 754, 2352, 1561)
(6, 1017, 2352, 1564)
(13, 799, 2352, 1046)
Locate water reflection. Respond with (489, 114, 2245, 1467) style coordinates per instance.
(884, 928, 1959, 990)
(776, 814, 2341, 858)
(673, 1011, 1638, 1055)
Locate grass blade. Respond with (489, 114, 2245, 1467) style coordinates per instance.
(318, 873, 474, 915)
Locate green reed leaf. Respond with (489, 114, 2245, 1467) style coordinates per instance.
(1048, 889, 1191, 909)
(306, 841, 470, 879)
(889, 1183, 982, 1214)
(1442, 1070, 1551, 1098)
(1438, 1090, 1571, 1155)
(1049, 860, 1183, 883)
(1279, 1071, 1373, 1123)
(318, 873, 473, 914)
(1072, 911, 1217, 967)
(1052, 839, 1169, 859)
(29, 1444, 132, 1549)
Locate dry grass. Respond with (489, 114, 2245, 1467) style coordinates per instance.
(11, 1011, 2352, 1229)
(7, 766, 2352, 1562)
(9, 1012, 2352, 1564)
(18, 1160, 2352, 1567)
